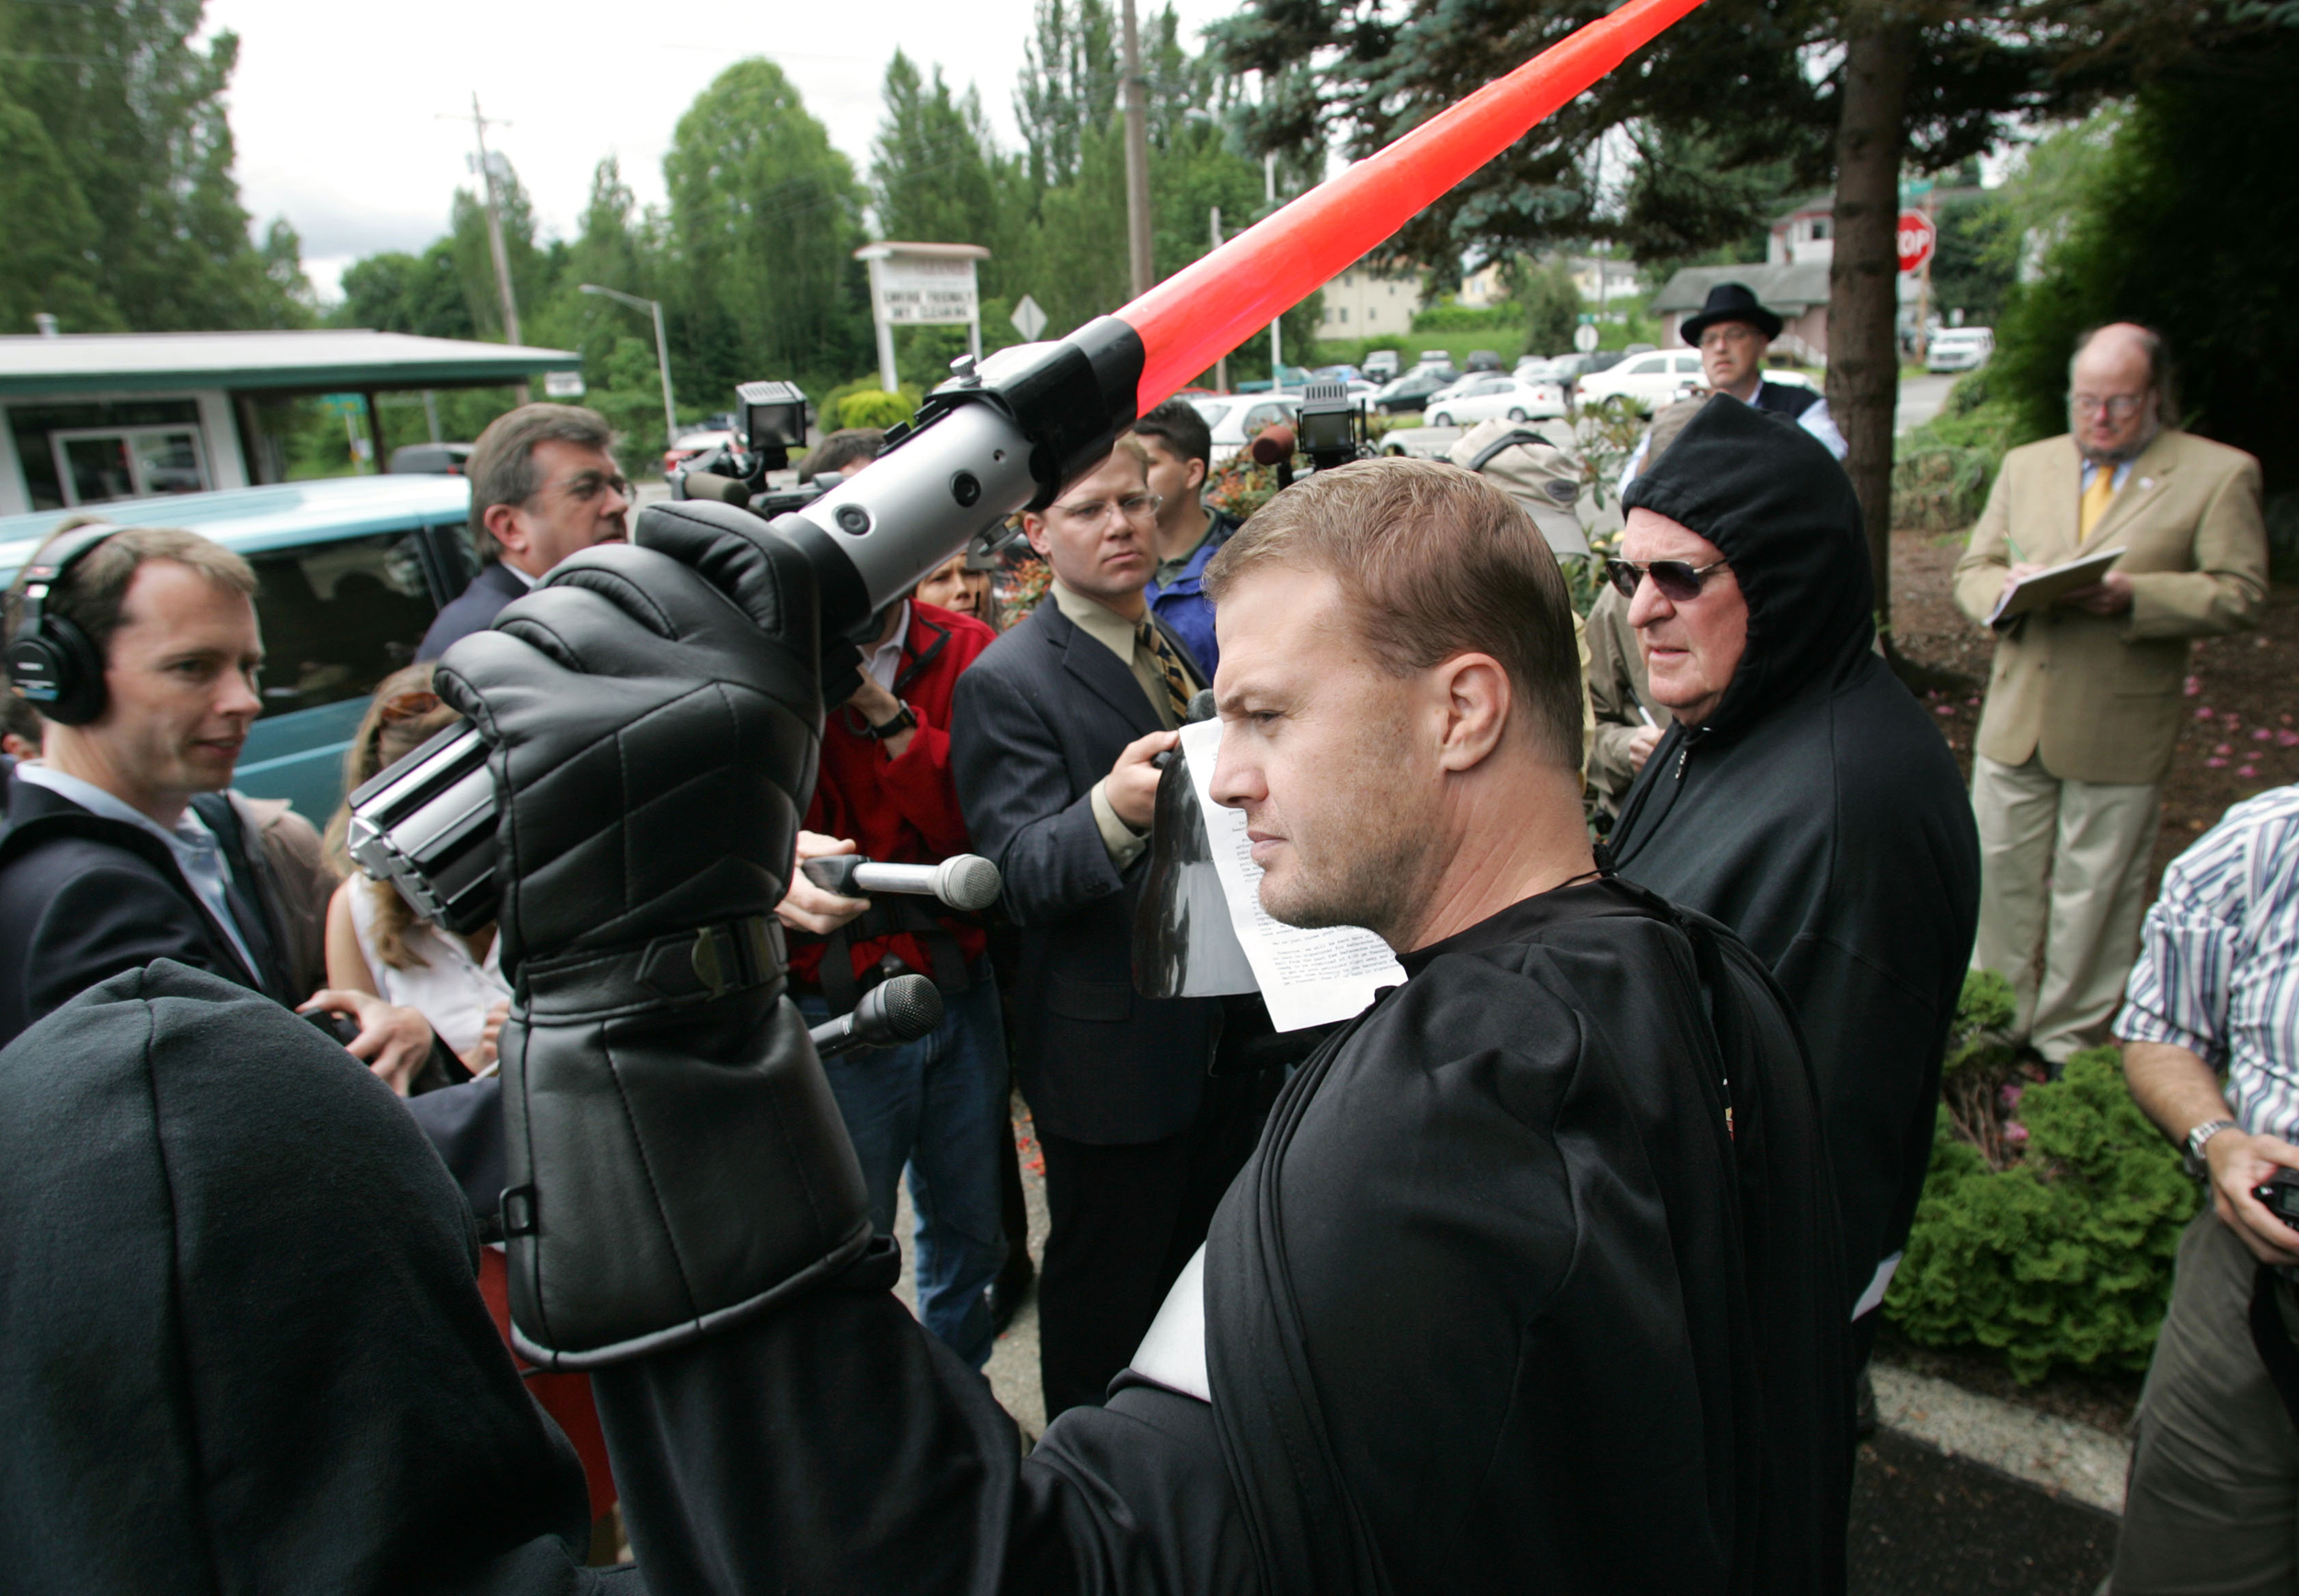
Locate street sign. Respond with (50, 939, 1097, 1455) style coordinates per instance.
(1011, 294, 1048, 342)
(543, 370, 587, 399)
(1896, 211, 1938, 275)
(1573, 323, 1600, 353)
(871, 256, 980, 327)
(317, 393, 362, 416)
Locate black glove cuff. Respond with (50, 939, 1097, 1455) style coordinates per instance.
(521, 915, 789, 1021)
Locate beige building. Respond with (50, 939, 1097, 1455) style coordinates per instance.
(1318, 261, 1424, 337)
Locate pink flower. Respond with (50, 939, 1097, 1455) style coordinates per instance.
(2215, 743, 2233, 756)
(2004, 1123, 2030, 1146)
(2000, 1083, 2026, 1111)
(2197, 707, 2215, 720)
(2279, 731, 2299, 747)
(2256, 728, 2274, 741)
(1935, 704, 1954, 717)
(2239, 766, 2259, 778)
(2185, 676, 2202, 696)
(1966, 697, 1981, 707)
(2207, 758, 2229, 768)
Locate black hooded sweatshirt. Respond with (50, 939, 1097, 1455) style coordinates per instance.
(1609, 397, 1980, 1312)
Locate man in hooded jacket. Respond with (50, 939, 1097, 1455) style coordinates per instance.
(1607, 396, 1981, 1347)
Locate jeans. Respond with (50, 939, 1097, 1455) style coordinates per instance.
(798, 979, 1009, 1369)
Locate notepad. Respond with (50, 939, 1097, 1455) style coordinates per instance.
(1986, 545, 2126, 626)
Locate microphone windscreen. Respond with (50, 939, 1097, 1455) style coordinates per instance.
(939, 854, 1002, 912)
(1248, 424, 1296, 466)
(876, 974, 944, 1043)
(682, 471, 750, 505)
(1185, 689, 1216, 724)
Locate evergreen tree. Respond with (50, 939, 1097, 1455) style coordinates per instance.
(872, 51, 1004, 255)
(0, 0, 309, 330)
(1015, 0, 1121, 192)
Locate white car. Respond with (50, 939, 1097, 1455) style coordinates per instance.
(1424, 374, 1569, 428)
(1573, 349, 1706, 413)
(1927, 327, 1994, 373)
(1193, 394, 1301, 464)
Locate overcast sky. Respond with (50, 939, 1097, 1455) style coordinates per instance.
(204, 0, 1246, 302)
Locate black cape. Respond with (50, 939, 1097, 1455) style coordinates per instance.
(1612, 396, 1981, 1305)
(0, 961, 634, 1594)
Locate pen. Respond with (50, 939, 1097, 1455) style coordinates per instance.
(1638, 705, 1657, 728)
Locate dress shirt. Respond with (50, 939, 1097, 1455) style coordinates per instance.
(2079, 459, 2136, 496)
(863, 601, 912, 692)
(14, 764, 262, 980)
(1049, 578, 1202, 869)
(2119, 782, 2299, 1146)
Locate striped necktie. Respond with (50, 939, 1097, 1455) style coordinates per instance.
(1136, 619, 1196, 726)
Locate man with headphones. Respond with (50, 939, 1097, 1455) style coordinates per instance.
(0, 525, 432, 1076)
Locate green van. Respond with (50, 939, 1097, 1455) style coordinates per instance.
(0, 475, 478, 824)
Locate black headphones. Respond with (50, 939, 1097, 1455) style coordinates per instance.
(4, 525, 120, 726)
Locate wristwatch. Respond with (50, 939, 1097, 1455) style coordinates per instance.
(2184, 1118, 2238, 1180)
(862, 703, 917, 742)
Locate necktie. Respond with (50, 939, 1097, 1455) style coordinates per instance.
(2078, 468, 2117, 542)
(1136, 619, 1196, 727)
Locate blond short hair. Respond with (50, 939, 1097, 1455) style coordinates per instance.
(1204, 457, 1584, 772)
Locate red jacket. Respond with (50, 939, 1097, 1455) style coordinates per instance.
(790, 600, 998, 991)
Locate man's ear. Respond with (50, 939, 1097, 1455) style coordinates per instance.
(1434, 653, 1512, 774)
(482, 501, 527, 561)
(1185, 457, 1207, 494)
(1020, 514, 1052, 561)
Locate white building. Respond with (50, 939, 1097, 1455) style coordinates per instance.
(1317, 261, 1424, 337)
(0, 329, 580, 517)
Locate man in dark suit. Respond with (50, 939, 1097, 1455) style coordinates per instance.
(417, 405, 630, 661)
(952, 439, 1243, 1419)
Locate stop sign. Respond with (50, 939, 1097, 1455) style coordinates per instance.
(1896, 211, 1937, 275)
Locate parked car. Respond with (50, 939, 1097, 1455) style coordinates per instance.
(0, 475, 479, 820)
(663, 428, 736, 477)
(386, 442, 474, 475)
(1424, 374, 1570, 428)
(1363, 349, 1401, 382)
(1371, 369, 1461, 416)
(1464, 349, 1504, 372)
(1311, 364, 1364, 383)
(1573, 348, 1707, 413)
(1412, 349, 1456, 372)
(1926, 327, 1995, 373)
(1193, 394, 1303, 462)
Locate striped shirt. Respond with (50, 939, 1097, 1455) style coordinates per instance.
(2118, 782, 2299, 1145)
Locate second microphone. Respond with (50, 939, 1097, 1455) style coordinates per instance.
(799, 852, 1002, 913)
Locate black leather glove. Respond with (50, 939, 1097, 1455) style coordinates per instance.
(434, 499, 872, 1369)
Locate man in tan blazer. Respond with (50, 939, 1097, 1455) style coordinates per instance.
(1955, 323, 2267, 1065)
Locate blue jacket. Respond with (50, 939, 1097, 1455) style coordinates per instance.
(1145, 507, 1240, 682)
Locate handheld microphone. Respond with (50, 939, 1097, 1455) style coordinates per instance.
(799, 853, 1002, 912)
(809, 974, 944, 1058)
(1247, 424, 1297, 466)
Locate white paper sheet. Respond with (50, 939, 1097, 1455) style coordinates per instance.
(1178, 719, 1407, 1031)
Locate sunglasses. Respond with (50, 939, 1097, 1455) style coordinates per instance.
(1604, 557, 1731, 603)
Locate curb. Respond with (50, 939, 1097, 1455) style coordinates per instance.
(1871, 1362, 2132, 1515)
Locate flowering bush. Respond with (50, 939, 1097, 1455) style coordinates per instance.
(1884, 972, 2197, 1382)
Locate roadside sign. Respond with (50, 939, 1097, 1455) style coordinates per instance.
(1011, 294, 1048, 342)
(543, 370, 587, 399)
(1573, 323, 1600, 353)
(1896, 211, 1938, 275)
(317, 393, 362, 416)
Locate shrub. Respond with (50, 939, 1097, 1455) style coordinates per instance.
(1890, 370, 2022, 533)
(819, 379, 920, 432)
(1885, 975, 2196, 1382)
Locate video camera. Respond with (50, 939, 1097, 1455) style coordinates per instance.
(1246, 380, 1372, 492)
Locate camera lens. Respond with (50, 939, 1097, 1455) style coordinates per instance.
(950, 471, 982, 507)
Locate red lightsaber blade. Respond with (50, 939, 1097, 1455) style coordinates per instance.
(1117, 0, 1709, 410)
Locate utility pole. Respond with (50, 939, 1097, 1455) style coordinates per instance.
(446, 93, 528, 402)
(1265, 154, 1284, 393)
(1210, 206, 1229, 392)
(1119, 0, 1154, 300)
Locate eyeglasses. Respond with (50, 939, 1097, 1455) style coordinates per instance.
(1699, 325, 1761, 351)
(379, 689, 441, 723)
(541, 470, 633, 504)
(1605, 557, 1731, 602)
(1049, 492, 1162, 525)
(2068, 393, 2147, 419)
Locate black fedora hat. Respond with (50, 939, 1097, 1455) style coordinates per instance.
(1680, 280, 1783, 346)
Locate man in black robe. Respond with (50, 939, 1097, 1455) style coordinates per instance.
(3, 475, 1849, 1593)
(1607, 396, 1982, 1351)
